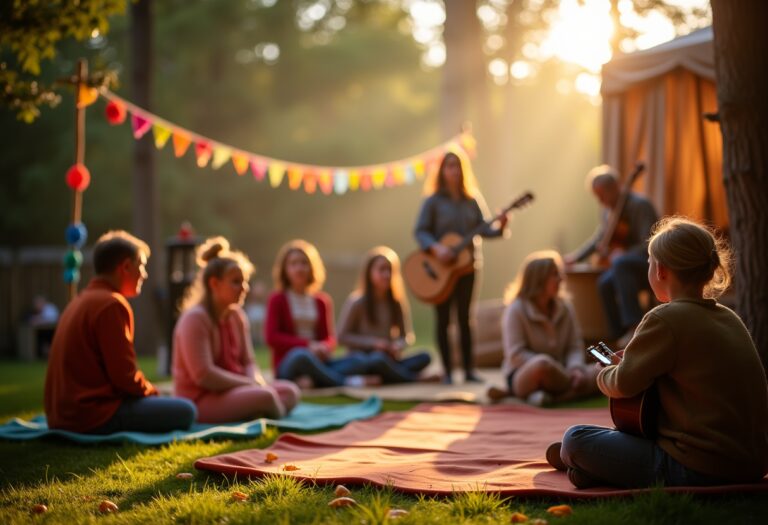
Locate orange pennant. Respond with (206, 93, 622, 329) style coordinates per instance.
(77, 85, 99, 108)
(172, 132, 191, 157)
(288, 166, 303, 190)
(231, 152, 249, 176)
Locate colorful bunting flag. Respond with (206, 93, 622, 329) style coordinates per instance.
(195, 142, 213, 168)
(172, 131, 191, 157)
(211, 146, 232, 170)
(231, 152, 250, 176)
(131, 114, 151, 139)
(268, 163, 286, 188)
(153, 124, 172, 149)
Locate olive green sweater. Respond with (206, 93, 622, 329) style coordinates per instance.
(597, 298, 768, 482)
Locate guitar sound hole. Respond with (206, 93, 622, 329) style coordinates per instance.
(422, 261, 438, 280)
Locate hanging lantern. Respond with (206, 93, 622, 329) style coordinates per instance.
(105, 100, 127, 125)
(65, 164, 91, 191)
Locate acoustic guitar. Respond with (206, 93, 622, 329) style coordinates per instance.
(403, 192, 534, 304)
(589, 341, 659, 438)
(592, 161, 645, 268)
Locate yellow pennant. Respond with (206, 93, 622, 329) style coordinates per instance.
(371, 167, 387, 189)
(212, 146, 232, 170)
(413, 159, 426, 179)
(288, 166, 304, 190)
(348, 170, 360, 191)
(268, 162, 286, 187)
(152, 124, 172, 149)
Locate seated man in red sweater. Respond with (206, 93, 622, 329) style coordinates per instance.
(44, 230, 196, 433)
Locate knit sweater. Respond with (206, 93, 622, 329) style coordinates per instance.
(597, 299, 768, 482)
(500, 297, 585, 378)
(336, 293, 412, 353)
(44, 278, 157, 432)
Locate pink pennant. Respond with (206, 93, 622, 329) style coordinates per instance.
(250, 159, 266, 181)
(131, 114, 152, 139)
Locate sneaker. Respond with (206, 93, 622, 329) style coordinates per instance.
(545, 442, 567, 471)
(486, 386, 509, 402)
(526, 390, 553, 407)
(567, 468, 599, 489)
(464, 372, 484, 384)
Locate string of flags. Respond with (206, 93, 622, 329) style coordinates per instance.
(88, 87, 476, 195)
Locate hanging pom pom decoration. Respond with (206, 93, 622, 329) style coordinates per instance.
(65, 223, 88, 248)
(63, 267, 81, 284)
(105, 100, 127, 125)
(63, 249, 83, 283)
(66, 164, 91, 192)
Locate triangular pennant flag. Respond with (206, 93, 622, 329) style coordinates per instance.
(413, 159, 426, 179)
(268, 162, 286, 187)
(371, 167, 387, 189)
(360, 172, 372, 192)
(348, 170, 360, 192)
(318, 170, 333, 195)
(131, 114, 152, 139)
(405, 164, 416, 184)
(333, 170, 349, 195)
(250, 158, 266, 181)
(303, 170, 318, 194)
(172, 131, 191, 157)
(393, 165, 407, 185)
(287, 166, 303, 190)
(152, 124, 172, 149)
(384, 168, 396, 188)
(77, 85, 99, 108)
(211, 146, 232, 170)
(195, 141, 213, 168)
(231, 152, 249, 176)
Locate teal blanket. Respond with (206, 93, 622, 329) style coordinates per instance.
(0, 397, 381, 445)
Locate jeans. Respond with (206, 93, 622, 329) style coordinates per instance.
(276, 347, 368, 388)
(90, 396, 197, 434)
(435, 272, 475, 377)
(356, 351, 431, 384)
(597, 252, 650, 338)
(561, 424, 729, 488)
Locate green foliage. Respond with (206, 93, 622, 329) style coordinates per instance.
(0, 0, 127, 122)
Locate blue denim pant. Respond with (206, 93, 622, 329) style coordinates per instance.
(597, 252, 650, 338)
(561, 424, 728, 488)
(355, 351, 432, 384)
(90, 396, 197, 434)
(276, 347, 368, 388)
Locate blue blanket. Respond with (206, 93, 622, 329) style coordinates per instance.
(0, 397, 381, 445)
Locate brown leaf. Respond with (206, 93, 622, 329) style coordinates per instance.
(282, 464, 300, 471)
(334, 485, 351, 497)
(328, 496, 357, 508)
(31, 504, 48, 514)
(265, 452, 279, 463)
(387, 508, 409, 518)
(510, 511, 529, 523)
(98, 500, 118, 514)
(546, 504, 573, 517)
(176, 472, 194, 480)
(231, 491, 248, 502)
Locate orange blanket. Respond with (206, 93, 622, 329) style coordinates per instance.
(195, 404, 768, 497)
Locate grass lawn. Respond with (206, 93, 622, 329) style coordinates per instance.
(1, 359, 766, 524)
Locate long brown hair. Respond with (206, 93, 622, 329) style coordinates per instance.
(422, 148, 479, 198)
(648, 216, 732, 299)
(504, 250, 566, 304)
(181, 236, 254, 319)
(272, 239, 326, 294)
(356, 246, 409, 331)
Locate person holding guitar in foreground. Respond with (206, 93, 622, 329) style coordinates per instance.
(413, 150, 508, 384)
(551, 217, 768, 489)
(564, 164, 658, 347)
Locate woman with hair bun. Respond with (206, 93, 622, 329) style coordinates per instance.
(554, 217, 768, 489)
(173, 237, 300, 423)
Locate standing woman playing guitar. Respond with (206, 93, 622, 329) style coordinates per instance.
(553, 217, 768, 489)
(414, 150, 508, 384)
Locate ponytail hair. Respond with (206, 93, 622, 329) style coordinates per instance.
(180, 236, 255, 318)
(648, 216, 732, 299)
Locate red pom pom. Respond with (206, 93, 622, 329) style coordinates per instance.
(105, 100, 127, 125)
(66, 164, 91, 191)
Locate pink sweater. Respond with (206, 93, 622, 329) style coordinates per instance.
(172, 304, 260, 402)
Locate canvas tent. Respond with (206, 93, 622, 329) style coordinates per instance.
(601, 26, 727, 229)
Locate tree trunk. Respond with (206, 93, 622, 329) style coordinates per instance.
(710, 0, 768, 370)
(130, 0, 160, 357)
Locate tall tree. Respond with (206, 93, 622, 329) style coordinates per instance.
(710, 0, 768, 370)
(130, 0, 159, 355)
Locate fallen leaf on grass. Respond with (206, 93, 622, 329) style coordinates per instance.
(265, 452, 278, 463)
(387, 508, 408, 518)
(176, 472, 194, 480)
(231, 491, 248, 502)
(98, 500, 118, 514)
(334, 485, 351, 497)
(282, 464, 300, 471)
(547, 504, 573, 517)
(328, 497, 357, 508)
(31, 504, 48, 514)
(510, 511, 528, 523)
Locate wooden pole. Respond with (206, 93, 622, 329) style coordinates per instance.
(69, 58, 87, 302)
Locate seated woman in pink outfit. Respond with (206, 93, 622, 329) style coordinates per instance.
(173, 237, 300, 423)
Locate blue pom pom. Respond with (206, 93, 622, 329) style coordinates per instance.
(63, 267, 81, 284)
(65, 223, 88, 248)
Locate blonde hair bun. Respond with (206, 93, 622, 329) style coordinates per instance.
(197, 236, 231, 266)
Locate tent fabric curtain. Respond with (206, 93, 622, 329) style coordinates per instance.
(600, 27, 728, 230)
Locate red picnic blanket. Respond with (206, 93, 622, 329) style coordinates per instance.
(195, 403, 768, 498)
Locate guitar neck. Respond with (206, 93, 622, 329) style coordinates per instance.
(449, 194, 533, 254)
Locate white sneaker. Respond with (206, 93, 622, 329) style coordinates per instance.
(526, 390, 553, 407)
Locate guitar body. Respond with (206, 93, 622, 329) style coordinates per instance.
(403, 232, 474, 304)
(609, 385, 659, 438)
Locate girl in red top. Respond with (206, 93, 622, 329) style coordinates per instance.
(173, 237, 300, 423)
(265, 239, 373, 389)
